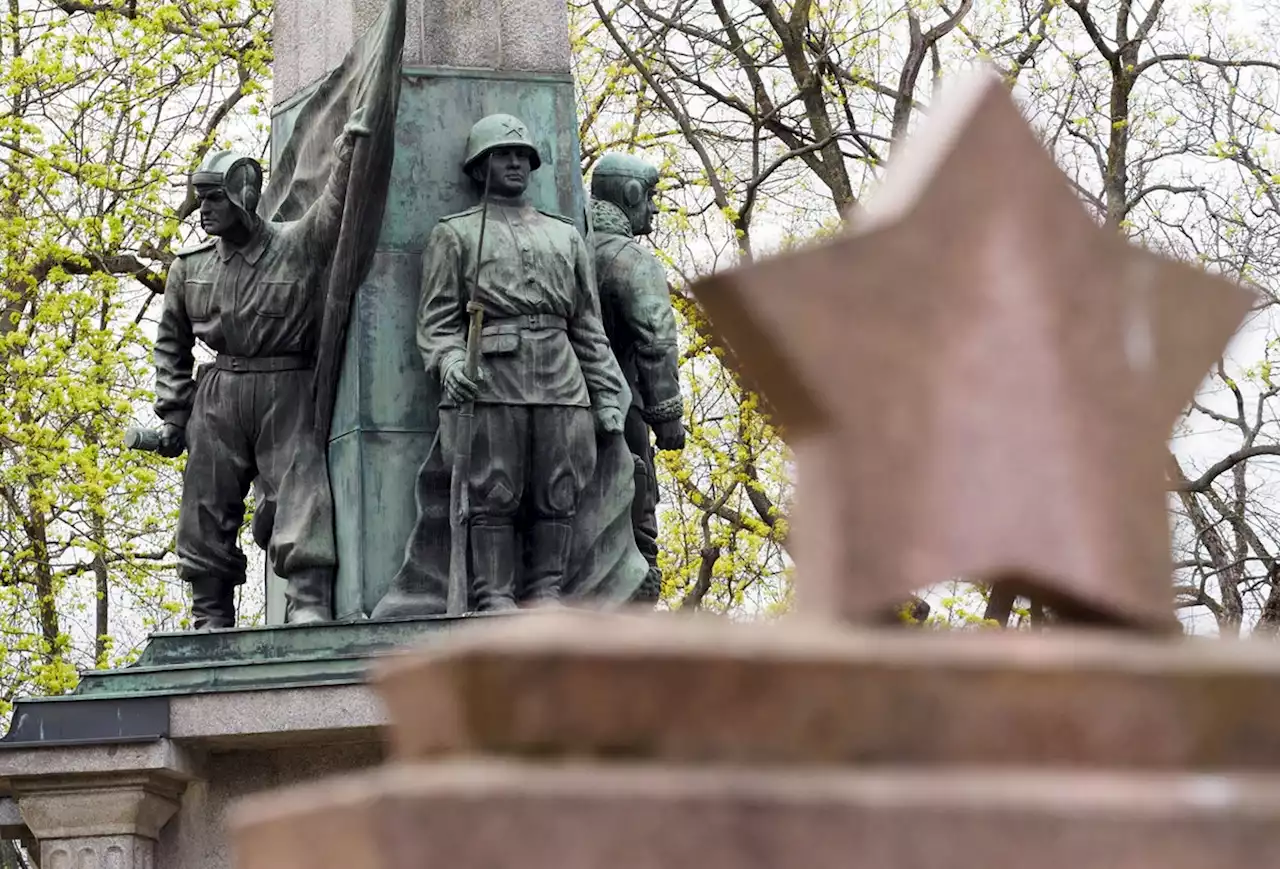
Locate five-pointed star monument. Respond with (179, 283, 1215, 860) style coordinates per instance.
(689, 68, 1256, 630)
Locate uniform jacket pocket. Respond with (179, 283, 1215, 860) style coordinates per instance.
(256, 281, 295, 318)
(185, 281, 214, 320)
(480, 330, 520, 356)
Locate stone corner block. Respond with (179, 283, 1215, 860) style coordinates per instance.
(14, 771, 187, 841)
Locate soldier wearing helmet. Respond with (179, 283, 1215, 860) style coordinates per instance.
(153, 124, 366, 629)
(417, 113, 629, 611)
(589, 153, 685, 604)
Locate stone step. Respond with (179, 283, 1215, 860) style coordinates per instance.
(374, 611, 1280, 771)
(230, 760, 1280, 869)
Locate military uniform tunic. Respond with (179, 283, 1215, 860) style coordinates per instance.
(419, 200, 627, 412)
(154, 161, 350, 594)
(417, 199, 629, 607)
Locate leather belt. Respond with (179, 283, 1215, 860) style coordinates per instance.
(483, 313, 567, 332)
(214, 354, 312, 373)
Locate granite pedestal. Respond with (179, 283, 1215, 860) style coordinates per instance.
(0, 615, 510, 868)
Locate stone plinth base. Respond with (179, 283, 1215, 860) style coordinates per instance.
(229, 612, 1280, 868)
(0, 685, 386, 869)
(0, 615, 510, 868)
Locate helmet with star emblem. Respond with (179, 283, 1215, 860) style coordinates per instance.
(463, 114, 543, 172)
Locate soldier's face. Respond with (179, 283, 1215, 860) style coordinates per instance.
(196, 185, 239, 237)
(635, 186, 659, 236)
(483, 148, 532, 197)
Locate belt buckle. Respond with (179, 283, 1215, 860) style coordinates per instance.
(526, 314, 539, 329)
(230, 357, 241, 371)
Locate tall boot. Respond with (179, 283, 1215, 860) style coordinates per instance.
(628, 454, 662, 606)
(633, 566, 662, 606)
(191, 577, 236, 630)
(471, 520, 519, 612)
(285, 567, 334, 625)
(523, 520, 573, 606)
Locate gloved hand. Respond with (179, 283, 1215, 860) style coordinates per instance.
(158, 423, 187, 458)
(652, 417, 686, 451)
(594, 406, 625, 436)
(443, 361, 481, 404)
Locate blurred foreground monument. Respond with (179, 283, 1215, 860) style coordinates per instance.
(0, 0, 616, 866)
(228, 71, 1280, 869)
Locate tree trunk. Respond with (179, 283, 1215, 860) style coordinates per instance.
(92, 510, 110, 665)
(27, 510, 61, 659)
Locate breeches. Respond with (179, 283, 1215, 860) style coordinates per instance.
(440, 404, 597, 522)
(176, 367, 335, 586)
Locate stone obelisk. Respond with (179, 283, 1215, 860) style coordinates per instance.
(266, 0, 589, 620)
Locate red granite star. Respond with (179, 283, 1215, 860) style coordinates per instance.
(690, 69, 1255, 629)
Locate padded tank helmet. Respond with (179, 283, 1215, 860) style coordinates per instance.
(463, 114, 542, 173)
(190, 150, 264, 227)
(590, 153, 659, 213)
(590, 153, 659, 195)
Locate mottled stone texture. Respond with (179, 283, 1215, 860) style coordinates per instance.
(270, 0, 585, 618)
(373, 613, 1280, 770)
(272, 0, 570, 104)
(42, 835, 155, 869)
(158, 743, 383, 869)
(16, 774, 183, 869)
(238, 762, 1280, 869)
(0, 690, 391, 869)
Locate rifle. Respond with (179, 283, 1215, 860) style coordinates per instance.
(446, 169, 493, 615)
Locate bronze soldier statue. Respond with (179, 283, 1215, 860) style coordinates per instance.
(154, 126, 365, 629)
(418, 113, 630, 611)
(589, 154, 685, 603)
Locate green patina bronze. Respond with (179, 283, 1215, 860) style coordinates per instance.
(71, 614, 508, 698)
(305, 67, 592, 621)
(1, 10, 628, 750)
(27, 68, 592, 707)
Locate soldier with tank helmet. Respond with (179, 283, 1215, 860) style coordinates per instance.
(589, 153, 685, 603)
(153, 123, 367, 629)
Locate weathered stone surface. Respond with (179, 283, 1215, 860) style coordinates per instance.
(230, 760, 1280, 869)
(421, 0, 501, 68)
(0, 695, 391, 869)
(41, 834, 156, 869)
(272, 0, 570, 104)
(169, 685, 388, 748)
(0, 741, 194, 784)
(17, 780, 181, 841)
(158, 743, 383, 869)
(494, 0, 571, 72)
(0, 798, 18, 822)
(14, 770, 185, 869)
(375, 612, 1280, 770)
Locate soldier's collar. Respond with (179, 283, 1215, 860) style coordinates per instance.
(483, 194, 529, 210)
(590, 198, 635, 238)
(217, 219, 269, 264)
